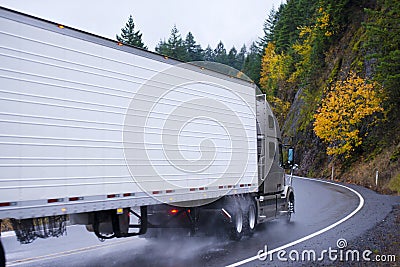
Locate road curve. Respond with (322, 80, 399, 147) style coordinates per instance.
(2, 177, 398, 266)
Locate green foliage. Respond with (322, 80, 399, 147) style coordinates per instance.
(185, 32, 203, 61)
(227, 47, 237, 68)
(364, 0, 400, 117)
(257, 0, 354, 136)
(214, 41, 228, 64)
(116, 15, 147, 49)
(390, 145, 400, 163)
(257, 0, 354, 132)
(236, 45, 247, 70)
(259, 0, 352, 87)
(242, 42, 262, 85)
(256, 0, 399, 189)
(290, 7, 335, 83)
(327, 57, 342, 84)
(153, 28, 256, 82)
(299, 86, 323, 131)
(259, 8, 279, 50)
(388, 173, 400, 194)
(272, 0, 318, 53)
(201, 45, 213, 62)
(155, 25, 188, 61)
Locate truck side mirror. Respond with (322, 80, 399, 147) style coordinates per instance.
(288, 147, 294, 167)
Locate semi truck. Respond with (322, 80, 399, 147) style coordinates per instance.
(0, 7, 295, 265)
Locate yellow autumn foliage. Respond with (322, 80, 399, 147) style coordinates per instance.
(316, 8, 333, 37)
(270, 96, 291, 127)
(313, 72, 384, 157)
(260, 43, 291, 126)
(260, 43, 291, 91)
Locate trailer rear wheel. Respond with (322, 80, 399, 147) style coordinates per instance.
(229, 207, 243, 241)
(244, 202, 257, 236)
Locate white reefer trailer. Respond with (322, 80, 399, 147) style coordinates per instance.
(0, 7, 295, 263)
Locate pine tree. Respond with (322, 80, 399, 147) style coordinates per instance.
(155, 25, 188, 61)
(259, 8, 278, 51)
(364, 0, 400, 116)
(242, 42, 262, 84)
(204, 45, 215, 61)
(155, 39, 169, 55)
(236, 44, 247, 70)
(116, 15, 147, 49)
(185, 32, 203, 61)
(167, 25, 187, 61)
(227, 47, 238, 69)
(214, 41, 227, 64)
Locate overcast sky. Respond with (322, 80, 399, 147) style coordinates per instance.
(0, 0, 284, 51)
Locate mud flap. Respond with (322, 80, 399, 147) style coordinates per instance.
(0, 237, 5, 267)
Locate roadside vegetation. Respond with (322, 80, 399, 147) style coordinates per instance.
(109, 0, 400, 194)
(116, 17, 262, 84)
(257, 0, 399, 194)
(0, 220, 12, 232)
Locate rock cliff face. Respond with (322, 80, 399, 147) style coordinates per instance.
(280, 0, 400, 193)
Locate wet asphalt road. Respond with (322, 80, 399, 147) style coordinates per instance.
(2, 177, 399, 267)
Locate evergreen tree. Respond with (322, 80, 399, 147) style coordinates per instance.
(227, 47, 238, 69)
(204, 45, 215, 61)
(155, 39, 169, 55)
(272, 0, 318, 53)
(236, 44, 247, 70)
(185, 32, 203, 61)
(214, 41, 227, 64)
(364, 0, 400, 116)
(155, 25, 188, 61)
(242, 42, 262, 84)
(116, 15, 147, 49)
(167, 25, 188, 61)
(259, 8, 278, 51)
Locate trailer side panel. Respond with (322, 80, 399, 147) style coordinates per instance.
(0, 8, 258, 219)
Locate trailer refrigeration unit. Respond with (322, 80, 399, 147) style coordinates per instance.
(0, 7, 295, 263)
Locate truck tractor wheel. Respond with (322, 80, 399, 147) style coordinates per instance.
(0, 238, 5, 267)
(229, 207, 244, 241)
(286, 193, 295, 223)
(244, 202, 257, 236)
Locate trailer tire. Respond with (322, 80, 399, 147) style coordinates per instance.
(229, 207, 244, 241)
(0, 238, 5, 267)
(244, 202, 257, 236)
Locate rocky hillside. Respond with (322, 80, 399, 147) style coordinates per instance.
(259, 0, 400, 193)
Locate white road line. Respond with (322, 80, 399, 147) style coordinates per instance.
(7, 239, 132, 266)
(226, 176, 365, 267)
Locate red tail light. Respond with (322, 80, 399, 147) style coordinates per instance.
(169, 209, 179, 215)
(0, 202, 11, 207)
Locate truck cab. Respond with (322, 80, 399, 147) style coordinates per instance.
(256, 92, 294, 224)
